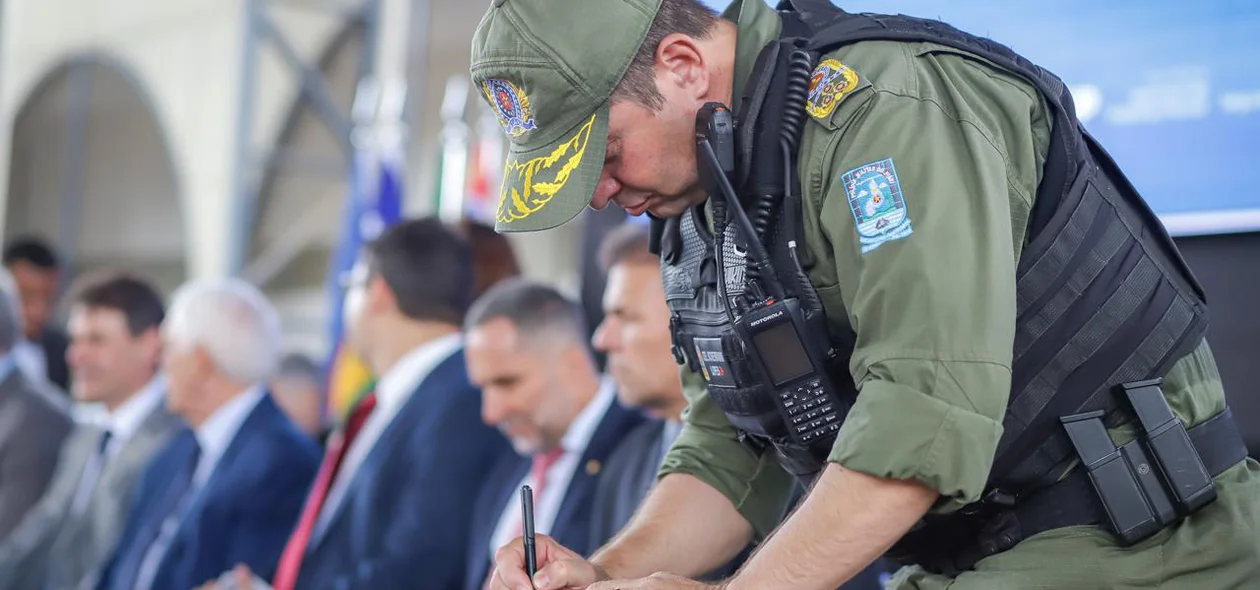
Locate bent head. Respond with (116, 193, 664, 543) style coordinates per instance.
(470, 0, 736, 232)
(463, 280, 598, 456)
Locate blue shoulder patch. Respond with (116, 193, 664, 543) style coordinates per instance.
(840, 158, 913, 253)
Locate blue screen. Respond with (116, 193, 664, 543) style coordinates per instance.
(699, 0, 1260, 235)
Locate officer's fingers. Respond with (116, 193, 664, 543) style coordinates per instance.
(484, 567, 513, 590)
(492, 538, 533, 590)
(588, 579, 643, 590)
(233, 564, 253, 589)
(533, 558, 601, 590)
(534, 533, 582, 563)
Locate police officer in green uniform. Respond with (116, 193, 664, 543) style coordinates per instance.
(470, 0, 1260, 588)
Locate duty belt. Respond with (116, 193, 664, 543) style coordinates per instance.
(888, 406, 1249, 577)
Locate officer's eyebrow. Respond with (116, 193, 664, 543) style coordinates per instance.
(605, 135, 621, 164)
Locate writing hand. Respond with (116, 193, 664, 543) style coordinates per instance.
(488, 533, 608, 590)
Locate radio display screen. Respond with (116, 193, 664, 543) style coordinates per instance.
(750, 321, 813, 386)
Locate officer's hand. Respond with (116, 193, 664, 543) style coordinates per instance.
(588, 573, 716, 590)
(488, 533, 608, 590)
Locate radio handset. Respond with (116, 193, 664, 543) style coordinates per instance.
(695, 102, 846, 448)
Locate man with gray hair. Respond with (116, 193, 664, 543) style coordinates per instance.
(0, 266, 72, 541)
(95, 278, 320, 590)
(462, 278, 644, 590)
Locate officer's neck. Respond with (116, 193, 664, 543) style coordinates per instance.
(706, 21, 740, 108)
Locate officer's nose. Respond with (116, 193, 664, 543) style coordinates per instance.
(590, 173, 620, 211)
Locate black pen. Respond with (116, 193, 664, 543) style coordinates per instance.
(521, 484, 537, 581)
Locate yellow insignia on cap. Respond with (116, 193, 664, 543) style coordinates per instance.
(805, 59, 859, 120)
(496, 112, 596, 224)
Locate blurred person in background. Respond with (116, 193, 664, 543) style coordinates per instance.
(456, 219, 522, 299)
(2, 236, 71, 393)
(95, 278, 319, 590)
(0, 271, 181, 590)
(587, 222, 689, 541)
(0, 267, 72, 542)
(204, 217, 511, 590)
(463, 279, 644, 590)
(588, 222, 888, 588)
(270, 352, 328, 443)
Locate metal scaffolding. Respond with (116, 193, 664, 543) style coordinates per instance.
(228, 0, 383, 283)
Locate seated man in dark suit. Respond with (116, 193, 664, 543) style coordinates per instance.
(205, 218, 512, 590)
(463, 279, 645, 590)
(96, 278, 320, 590)
(0, 268, 71, 542)
(2, 236, 71, 394)
(586, 223, 694, 550)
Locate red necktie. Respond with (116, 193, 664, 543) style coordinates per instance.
(273, 392, 378, 590)
(483, 448, 565, 590)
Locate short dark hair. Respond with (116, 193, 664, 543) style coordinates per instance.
(68, 271, 165, 336)
(598, 222, 658, 272)
(3, 236, 60, 270)
(454, 220, 521, 299)
(464, 278, 588, 348)
(612, 0, 721, 110)
(364, 217, 474, 325)
(278, 352, 321, 381)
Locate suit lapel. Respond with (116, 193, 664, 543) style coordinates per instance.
(469, 455, 530, 587)
(307, 350, 463, 552)
(52, 427, 100, 507)
(177, 395, 274, 527)
(98, 404, 182, 501)
(549, 400, 643, 549)
(89, 404, 183, 542)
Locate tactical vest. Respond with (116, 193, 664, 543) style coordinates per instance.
(660, 0, 1248, 575)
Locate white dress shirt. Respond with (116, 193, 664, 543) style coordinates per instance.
(312, 333, 465, 539)
(489, 376, 617, 556)
(69, 375, 167, 513)
(190, 385, 267, 487)
(133, 385, 266, 590)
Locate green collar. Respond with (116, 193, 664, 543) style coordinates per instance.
(724, 0, 783, 111)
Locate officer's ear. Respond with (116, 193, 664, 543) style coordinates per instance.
(654, 33, 710, 101)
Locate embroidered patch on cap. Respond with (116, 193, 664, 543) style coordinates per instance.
(841, 158, 913, 253)
(482, 79, 536, 138)
(806, 59, 859, 120)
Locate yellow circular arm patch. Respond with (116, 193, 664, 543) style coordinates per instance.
(805, 59, 859, 120)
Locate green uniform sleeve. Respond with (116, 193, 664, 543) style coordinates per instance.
(811, 87, 1024, 512)
(657, 367, 797, 540)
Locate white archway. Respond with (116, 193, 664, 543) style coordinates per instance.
(5, 55, 186, 293)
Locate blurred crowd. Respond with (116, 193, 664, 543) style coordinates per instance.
(0, 218, 891, 590)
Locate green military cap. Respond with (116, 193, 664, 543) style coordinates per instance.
(470, 0, 663, 233)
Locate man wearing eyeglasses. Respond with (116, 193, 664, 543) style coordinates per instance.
(199, 218, 511, 590)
